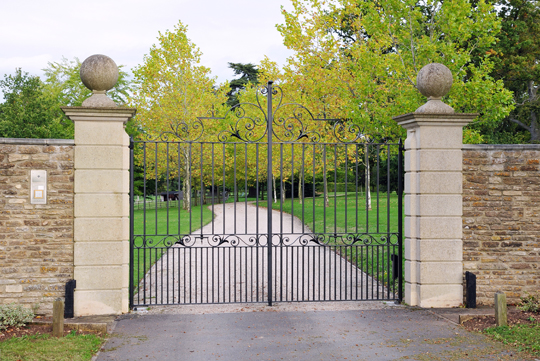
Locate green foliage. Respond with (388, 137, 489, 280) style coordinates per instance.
(0, 69, 72, 139)
(226, 62, 259, 108)
(487, 0, 540, 143)
(0, 303, 34, 331)
(518, 291, 540, 313)
(277, 0, 514, 142)
(43, 57, 131, 107)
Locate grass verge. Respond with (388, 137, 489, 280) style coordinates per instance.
(484, 323, 540, 357)
(0, 330, 106, 361)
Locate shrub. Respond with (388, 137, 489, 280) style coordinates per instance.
(0, 303, 35, 330)
(518, 292, 540, 313)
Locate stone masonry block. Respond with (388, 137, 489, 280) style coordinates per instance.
(74, 146, 124, 169)
(74, 194, 127, 218)
(417, 284, 463, 308)
(417, 240, 463, 261)
(415, 125, 463, 150)
(74, 170, 128, 193)
(74, 289, 123, 316)
(74, 242, 124, 266)
(74, 218, 127, 242)
(418, 150, 463, 171)
(74, 121, 127, 146)
(417, 261, 463, 284)
(418, 195, 462, 217)
(418, 217, 462, 239)
(415, 172, 462, 194)
(74, 266, 123, 290)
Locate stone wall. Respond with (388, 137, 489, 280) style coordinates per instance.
(463, 144, 540, 306)
(0, 138, 74, 315)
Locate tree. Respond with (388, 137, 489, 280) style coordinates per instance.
(485, 0, 540, 143)
(226, 62, 259, 108)
(130, 21, 228, 211)
(0, 69, 71, 139)
(276, 0, 514, 143)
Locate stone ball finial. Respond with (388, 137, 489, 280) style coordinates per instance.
(80, 54, 118, 107)
(415, 63, 454, 114)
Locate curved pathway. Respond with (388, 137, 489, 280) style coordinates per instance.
(134, 202, 386, 305)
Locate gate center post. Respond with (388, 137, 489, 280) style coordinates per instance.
(266, 81, 274, 306)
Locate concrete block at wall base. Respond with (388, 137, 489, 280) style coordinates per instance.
(405, 282, 418, 306)
(74, 194, 128, 218)
(417, 284, 463, 308)
(74, 218, 128, 241)
(417, 261, 463, 284)
(74, 290, 125, 316)
(74, 242, 125, 266)
(417, 240, 463, 261)
(74, 121, 127, 146)
(74, 266, 124, 290)
(74, 170, 129, 193)
(74, 146, 125, 169)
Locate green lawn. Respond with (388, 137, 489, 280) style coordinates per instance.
(130, 192, 403, 294)
(271, 192, 402, 288)
(0, 331, 106, 361)
(485, 324, 540, 357)
(131, 204, 214, 288)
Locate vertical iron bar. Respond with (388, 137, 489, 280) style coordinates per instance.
(142, 143, 147, 304)
(166, 142, 170, 236)
(234, 143, 237, 235)
(155, 143, 158, 235)
(376, 144, 380, 233)
(266, 81, 274, 306)
(129, 138, 134, 309)
(200, 143, 204, 238)
(301, 144, 305, 233)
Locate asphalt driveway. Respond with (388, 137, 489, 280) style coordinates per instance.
(95, 302, 531, 361)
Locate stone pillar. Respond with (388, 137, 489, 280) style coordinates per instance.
(393, 64, 476, 307)
(62, 55, 136, 316)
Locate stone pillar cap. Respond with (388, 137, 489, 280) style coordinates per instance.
(415, 63, 454, 114)
(80, 54, 119, 108)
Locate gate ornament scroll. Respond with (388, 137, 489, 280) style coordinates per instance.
(136, 81, 366, 143)
(196, 81, 366, 144)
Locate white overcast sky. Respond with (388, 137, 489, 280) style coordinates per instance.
(0, 0, 294, 85)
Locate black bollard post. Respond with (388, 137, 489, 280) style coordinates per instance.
(64, 279, 76, 318)
(465, 271, 476, 308)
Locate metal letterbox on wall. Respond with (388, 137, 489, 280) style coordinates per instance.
(30, 170, 47, 205)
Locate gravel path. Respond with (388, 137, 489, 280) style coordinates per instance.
(134, 202, 388, 306)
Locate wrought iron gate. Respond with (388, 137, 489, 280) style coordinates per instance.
(129, 82, 403, 307)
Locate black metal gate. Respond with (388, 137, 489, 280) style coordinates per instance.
(130, 82, 403, 307)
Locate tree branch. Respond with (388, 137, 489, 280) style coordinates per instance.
(509, 116, 531, 132)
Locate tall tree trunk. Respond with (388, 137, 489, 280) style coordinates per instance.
(324, 175, 329, 207)
(182, 150, 191, 212)
(273, 175, 277, 203)
(298, 173, 303, 204)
